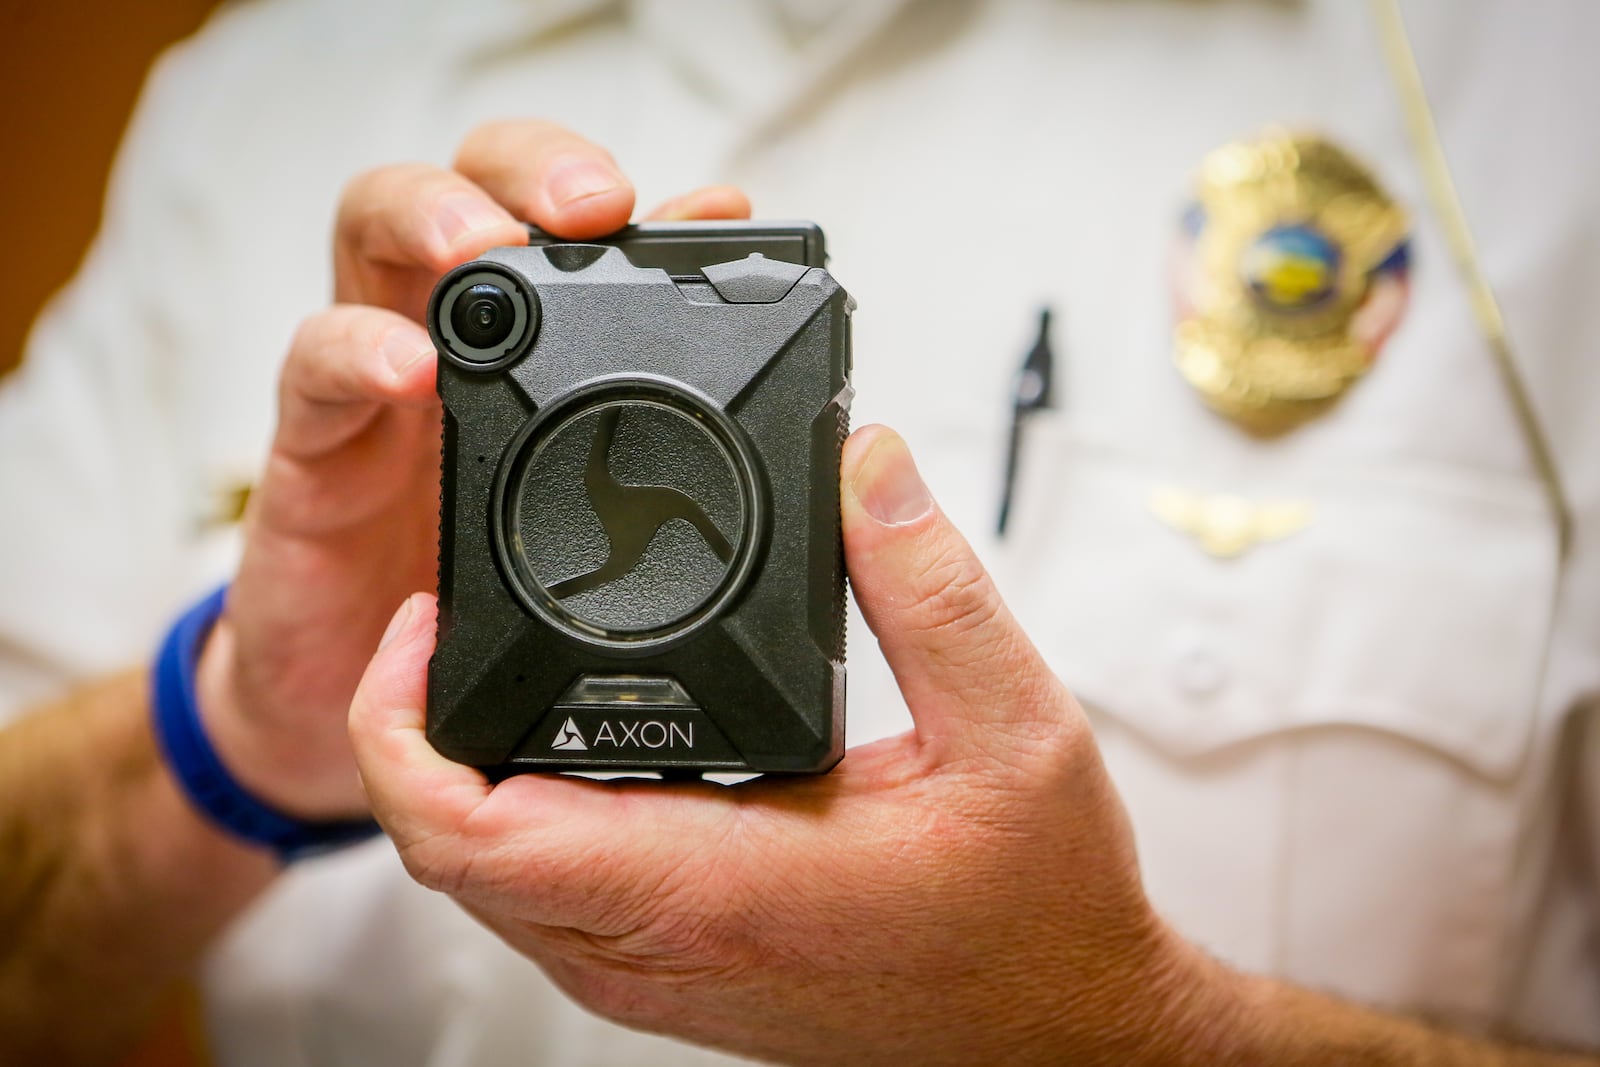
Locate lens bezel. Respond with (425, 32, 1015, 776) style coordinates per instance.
(490, 375, 769, 655)
(430, 266, 540, 371)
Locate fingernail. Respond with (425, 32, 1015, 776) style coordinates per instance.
(435, 192, 510, 247)
(545, 158, 625, 208)
(852, 433, 933, 526)
(378, 597, 415, 653)
(382, 327, 433, 376)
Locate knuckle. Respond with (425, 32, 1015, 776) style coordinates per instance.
(257, 452, 348, 531)
(337, 162, 433, 224)
(703, 184, 752, 216)
(284, 314, 325, 368)
(337, 164, 468, 273)
(577, 860, 681, 935)
(395, 832, 467, 895)
(909, 544, 1002, 652)
(335, 165, 386, 218)
(563, 968, 660, 1028)
(281, 307, 379, 384)
(280, 317, 332, 395)
(556, 863, 752, 987)
(456, 117, 584, 166)
(630, 908, 729, 962)
(335, 305, 389, 357)
(571, 911, 749, 995)
(286, 306, 348, 351)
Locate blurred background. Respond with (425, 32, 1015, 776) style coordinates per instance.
(2, 12, 222, 1067)
(1, 2, 220, 380)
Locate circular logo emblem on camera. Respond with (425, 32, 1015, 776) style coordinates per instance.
(430, 265, 540, 371)
(494, 380, 763, 649)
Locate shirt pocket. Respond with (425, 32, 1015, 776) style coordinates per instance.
(992, 413, 1563, 1019)
(994, 414, 1559, 781)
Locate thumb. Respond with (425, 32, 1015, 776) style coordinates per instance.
(347, 593, 494, 854)
(841, 426, 1070, 751)
(348, 593, 725, 932)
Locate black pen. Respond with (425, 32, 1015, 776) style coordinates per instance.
(997, 307, 1056, 538)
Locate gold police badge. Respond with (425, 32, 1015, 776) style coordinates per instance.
(1173, 133, 1411, 434)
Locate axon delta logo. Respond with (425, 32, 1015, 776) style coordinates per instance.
(551, 717, 694, 752)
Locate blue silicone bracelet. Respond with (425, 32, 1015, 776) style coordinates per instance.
(151, 585, 380, 863)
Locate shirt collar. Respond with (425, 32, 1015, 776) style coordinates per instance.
(428, 0, 928, 161)
(629, 0, 926, 154)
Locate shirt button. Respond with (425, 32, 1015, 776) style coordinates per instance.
(1170, 634, 1228, 698)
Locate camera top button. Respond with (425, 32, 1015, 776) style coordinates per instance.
(702, 254, 809, 304)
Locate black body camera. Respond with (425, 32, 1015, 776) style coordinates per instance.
(426, 221, 852, 777)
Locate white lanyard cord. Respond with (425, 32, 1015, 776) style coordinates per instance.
(1370, 0, 1573, 560)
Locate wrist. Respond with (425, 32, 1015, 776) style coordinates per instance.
(153, 586, 378, 862)
(1135, 927, 1261, 1066)
(194, 612, 363, 821)
(1085, 916, 1261, 1067)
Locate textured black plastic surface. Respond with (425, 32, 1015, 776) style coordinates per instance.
(524, 220, 826, 277)
(428, 222, 851, 776)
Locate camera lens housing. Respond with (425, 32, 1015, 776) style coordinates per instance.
(429, 266, 539, 370)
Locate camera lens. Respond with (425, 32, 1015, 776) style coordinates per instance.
(430, 265, 539, 371)
(451, 284, 516, 349)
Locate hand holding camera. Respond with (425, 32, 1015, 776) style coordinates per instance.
(191, 120, 753, 819)
(348, 426, 1219, 1065)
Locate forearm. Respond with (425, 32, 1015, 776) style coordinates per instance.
(1181, 963, 1599, 1066)
(0, 671, 278, 1064)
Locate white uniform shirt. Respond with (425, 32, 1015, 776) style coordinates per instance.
(1, 1, 1596, 1062)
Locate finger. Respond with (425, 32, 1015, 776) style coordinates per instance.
(454, 119, 635, 241)
(273, 304, 438, 461)
(461, 773, 731, 934)
(643, 185, 752, 222)
(840, 426, 1072, 750)
(334, 162, 527, 311)
(349, 596, 729, 930)
(347, 594, 495, 861)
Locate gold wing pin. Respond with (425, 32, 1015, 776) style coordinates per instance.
(1148, 485, 1314, 559)
(198, 475, 255, 530)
